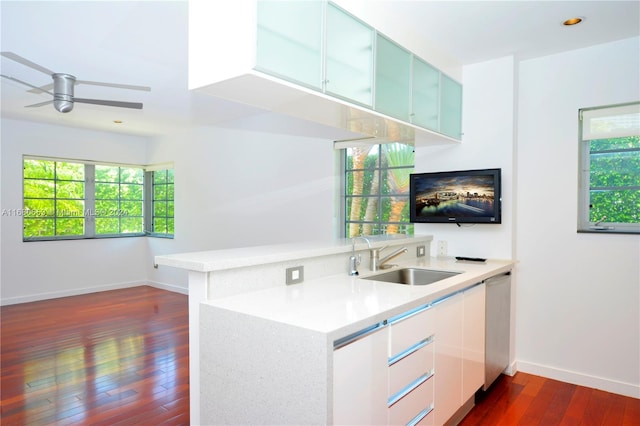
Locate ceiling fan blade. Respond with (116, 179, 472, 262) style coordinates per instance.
(28, 82, 54, 94)
(1, 51, 55, 75)
(74, 98, 143, 109)
(0, 74, 53, 95)
(25, 100, 53, 108)
(76, 79, 151, 92)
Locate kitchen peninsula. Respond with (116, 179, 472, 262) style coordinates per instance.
(155, 235, 514, 425)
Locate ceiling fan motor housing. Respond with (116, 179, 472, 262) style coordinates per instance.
(52, 73, 75, 113)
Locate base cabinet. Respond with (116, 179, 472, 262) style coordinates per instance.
(333, 305, 436, 425)
(463, 283, 486, 400)
(433, 292, 463, 425)
(334, 283, 487, 426)
(432, 283, 486, 425)
(333, 326, 389, 425)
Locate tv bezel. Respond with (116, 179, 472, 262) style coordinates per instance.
(409, 168, 502, 224)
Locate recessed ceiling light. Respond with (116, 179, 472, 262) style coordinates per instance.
(563, 17, 583, 26)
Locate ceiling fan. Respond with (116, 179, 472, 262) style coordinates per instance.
(0, 51, 151, 113)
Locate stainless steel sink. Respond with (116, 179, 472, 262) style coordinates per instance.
(362, 267, 461, 286)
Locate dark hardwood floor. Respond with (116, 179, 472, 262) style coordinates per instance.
(461, 371, 640, 426)
(1, 286, 189, 425)
(2, 286, 638, 425)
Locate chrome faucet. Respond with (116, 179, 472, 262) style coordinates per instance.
(371, 246, 408, 272)
(349, 236, 371, 276)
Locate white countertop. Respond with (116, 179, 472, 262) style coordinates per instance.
(203, 256, 514, 341)
(155, 234, 432, 272)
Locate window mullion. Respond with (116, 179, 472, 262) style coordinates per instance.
(144, 171, 153, 234)
(377, 145, 383, 234)
(85, 164, 96, 237)
(53, 162, 58, 236)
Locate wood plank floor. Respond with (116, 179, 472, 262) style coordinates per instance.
(1, 286, 189, 425)
(2, 286, 639, 425)
(460, 371, 640, 426)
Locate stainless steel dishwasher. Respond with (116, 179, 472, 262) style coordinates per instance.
(483, 272, 511, 390)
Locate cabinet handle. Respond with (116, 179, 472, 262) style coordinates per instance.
(333, 321, 384, 350)
(408, 405, 434, 426)
(388, 335, 433, 366)
(387, 302, 432, 325)
(388, 371, 433, 407)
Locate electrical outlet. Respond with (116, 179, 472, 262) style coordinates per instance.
(437, 240, 448, 257)
(286, 266, 304, 285)
(416, 245, 426, 257)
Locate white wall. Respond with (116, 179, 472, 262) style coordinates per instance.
(0, 119, 149, 304)
(414, 39, 640, 397)
(515, 37, 640, 397)
(414, 56, 515, 261)
(0, 118, 340, 301)
(145, 124, 339, 291)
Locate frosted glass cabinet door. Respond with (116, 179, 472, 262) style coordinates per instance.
(256, 1, 323, 90)
(325, 3, 374, 107)
(440, 74, 463, 139)
(411, 57, 440, 131)
(374, 34, 411, 121)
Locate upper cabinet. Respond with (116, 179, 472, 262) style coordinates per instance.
(189, 0, 462, 143)
(375, 34, 411, 121)
(325, 3, 374, 107)
(440, 74, 463, 139)
(256, 1, 323, 90)
(411, 57, 440, 131)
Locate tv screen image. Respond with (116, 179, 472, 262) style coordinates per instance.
(410, 168, 502, 224)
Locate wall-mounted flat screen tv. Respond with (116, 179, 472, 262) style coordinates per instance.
(410, 168, 502, 224)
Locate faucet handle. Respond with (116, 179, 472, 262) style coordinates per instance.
(370, 245, 389, 256)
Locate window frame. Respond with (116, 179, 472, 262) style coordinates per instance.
(146, 168, 175, 238)
(341, 142, 414, 237)
(577, 102, 640, 235)
(92, 164, 146, 238)
(22, 156, 174, 241)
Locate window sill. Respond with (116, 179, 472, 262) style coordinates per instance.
(577, 229, 639, 235)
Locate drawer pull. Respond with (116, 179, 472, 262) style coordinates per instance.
(388, 335, 434, 366)
(407, 405, 434, 426)
(388, 371, 433, 407)
(387, 303, 432, 325)
(333, 322, 384, 350)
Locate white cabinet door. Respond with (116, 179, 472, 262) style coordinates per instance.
(433, 293, 463, 425)
(333, 326, 389, 425)
(463, 283, 486, 401)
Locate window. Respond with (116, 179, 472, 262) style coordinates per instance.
(150, 169, 175, 236)
(95, 165, 144, 235)
(578, 102, 640, 234)
(23, 158, 85, 238)
(22, 156, 174, 240)
(343, 143, 414, 237)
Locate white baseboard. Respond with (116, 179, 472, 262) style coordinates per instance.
(504, 360, 518, 376)
(516, 360, 640, 399)
(1, 280, 188, 306)
(147, 280, 188, 295)
(0, 280, 146, 306)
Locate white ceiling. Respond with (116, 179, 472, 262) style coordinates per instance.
(1, 1, 639, 138)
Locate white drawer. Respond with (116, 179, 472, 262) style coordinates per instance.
(388, 376, 434, 426)
(388, 341, 434, 397)
(389, 307, 434, 358)
(415, 408, 434, 426)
